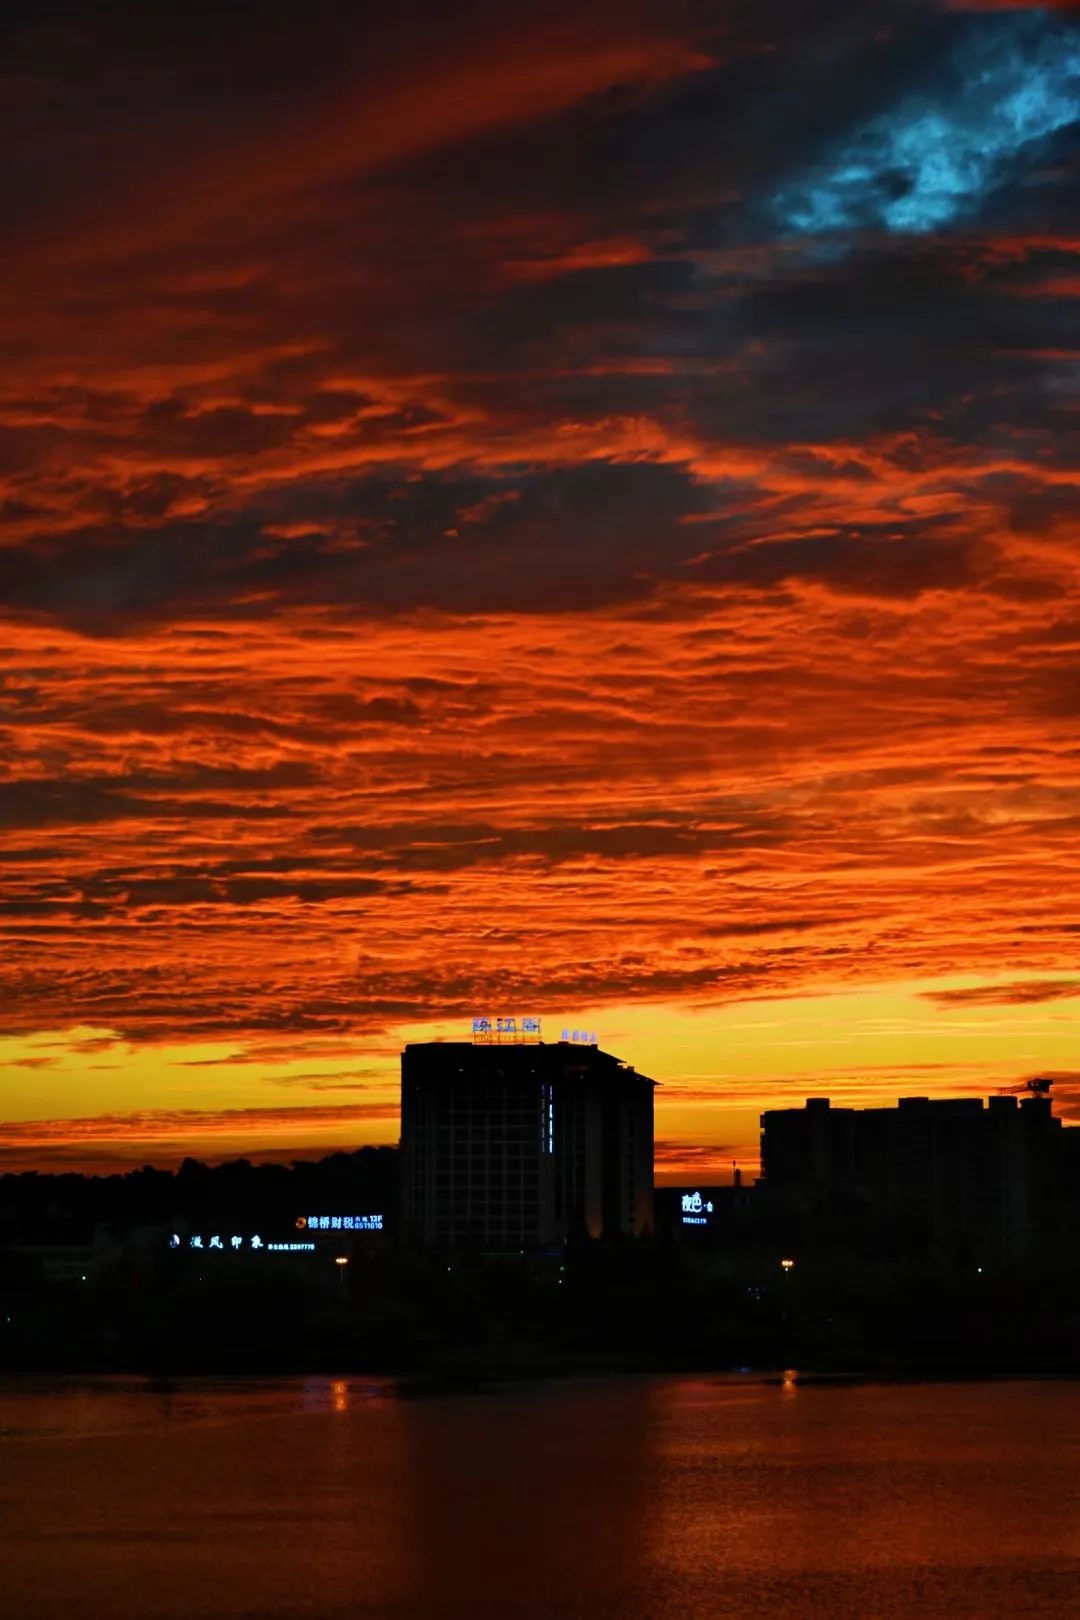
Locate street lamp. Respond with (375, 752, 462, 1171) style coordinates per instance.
(335, 1254, 350, 1301)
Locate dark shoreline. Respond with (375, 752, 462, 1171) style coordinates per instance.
(4, 1346, 1080, 1392)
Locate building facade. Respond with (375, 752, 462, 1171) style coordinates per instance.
(760, 1088, 1062, 1264)
(400, 1039, 655, 1250)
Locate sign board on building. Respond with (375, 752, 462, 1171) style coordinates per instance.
(171, 1233, 266, 1251)
(681, 1191, 714, 1227)
(472, 1016, 542, 1043)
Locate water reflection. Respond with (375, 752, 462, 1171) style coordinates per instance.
(393, 1378, 657, 1614)
(3, 1376, 1080, 1619)
(642, 1379, 1080, 1619)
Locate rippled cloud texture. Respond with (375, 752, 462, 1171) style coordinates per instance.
(2, 0, 1079, 1174)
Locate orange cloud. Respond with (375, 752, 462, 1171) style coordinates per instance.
(2, 0, 1079, 1176)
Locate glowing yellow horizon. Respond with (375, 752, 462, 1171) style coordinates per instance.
(4, 970, 1077, 1178)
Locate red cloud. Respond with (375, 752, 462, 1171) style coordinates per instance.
(1, 2, 1078, 1171)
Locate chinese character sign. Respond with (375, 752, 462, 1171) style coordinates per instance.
(679, 1191, 714, 1226)
(181, 1234, 266, 1251)
(472, 1015, 541, 1043)
(174, 1215, 381, 1254)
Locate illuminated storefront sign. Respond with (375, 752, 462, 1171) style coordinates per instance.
(472, 1016, 542, 1043)
(168, 1233, 323, 1253)
(681, 1191, 714, 1227)
(170, 1234, 265, 1251)
(297, 1214, 384, 1232)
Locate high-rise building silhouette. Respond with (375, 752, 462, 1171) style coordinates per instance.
(400, 1038, 655, 1249)
(760, 1084, 1061, 1263)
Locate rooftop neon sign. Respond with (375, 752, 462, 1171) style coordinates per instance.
(472, 1016, 541, 1043)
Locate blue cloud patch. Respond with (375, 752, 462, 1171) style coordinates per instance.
(773, 13, 1080, 237)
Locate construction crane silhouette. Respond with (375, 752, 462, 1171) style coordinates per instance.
(996, 1077, 1054, 1099)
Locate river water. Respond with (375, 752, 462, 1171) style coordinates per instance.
(3, 1375, 1080, 1618)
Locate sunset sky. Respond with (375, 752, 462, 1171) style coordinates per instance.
(2, 0, 1079, 1181)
